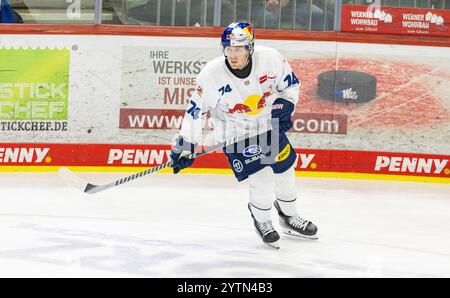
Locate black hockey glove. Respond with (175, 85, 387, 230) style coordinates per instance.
(170, 135, 196, 174)
(271, 98, 295, 134)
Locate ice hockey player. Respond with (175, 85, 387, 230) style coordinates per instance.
(170, 22, 318, 249)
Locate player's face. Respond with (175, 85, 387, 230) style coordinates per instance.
(225, 46, 250, 69)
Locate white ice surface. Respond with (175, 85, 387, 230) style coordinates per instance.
(0, 171, 449, 277)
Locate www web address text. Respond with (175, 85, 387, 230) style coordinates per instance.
(0, 121, 68, 131)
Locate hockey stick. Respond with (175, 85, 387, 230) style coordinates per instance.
(58, 130, 271, 194)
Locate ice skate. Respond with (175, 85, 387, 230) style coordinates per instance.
(248, 204, 280, 249)
(274, 200, 318, 239)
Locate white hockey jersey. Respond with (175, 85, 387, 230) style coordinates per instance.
(179, 45, 300, 145)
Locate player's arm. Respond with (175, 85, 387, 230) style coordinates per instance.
(271, 52, 300, 134)
(170, 75, 209, 174)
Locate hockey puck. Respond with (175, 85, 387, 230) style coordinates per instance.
(317, 70, 377, 103)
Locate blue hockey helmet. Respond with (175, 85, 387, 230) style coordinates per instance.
(221, 22, 255, 56)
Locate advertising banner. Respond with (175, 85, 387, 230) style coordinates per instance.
(0, 47, 70, 125)
(0, 34, 448, 181)
(341, 4, 450, 37)
(0, 143, 448, 180)
(120, 108, 347, 134)
(120, 46, 215, 110)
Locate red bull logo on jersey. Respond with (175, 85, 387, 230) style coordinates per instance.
(227, 92, 270, 116)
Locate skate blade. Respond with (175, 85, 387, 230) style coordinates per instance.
(282, 228, 319, 240)
(264, 241, 280, 249)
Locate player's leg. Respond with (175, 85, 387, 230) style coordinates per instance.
(248, 166, 280, 248)
(223, 131, 280, 248)
(274, 164, 318, 239)
(249, 166, 274, 222)
(274, 164, 297, 216)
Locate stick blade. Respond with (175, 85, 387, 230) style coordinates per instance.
(58, 167, 89, 192)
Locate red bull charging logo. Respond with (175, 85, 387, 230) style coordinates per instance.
(227, 92, 270, 116)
